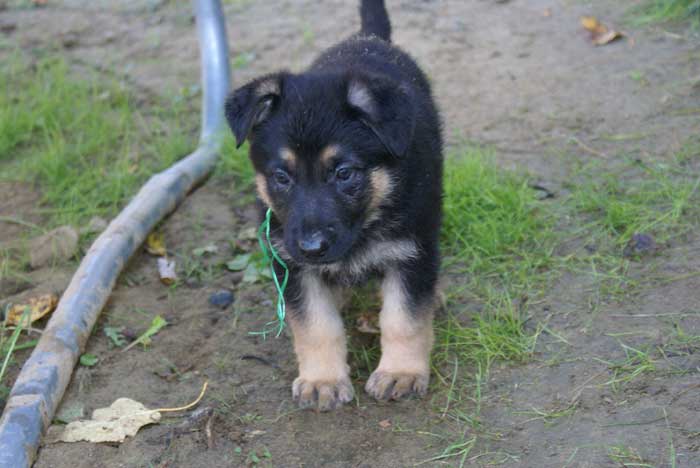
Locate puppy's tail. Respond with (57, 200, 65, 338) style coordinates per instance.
(360, 0, 391, 42)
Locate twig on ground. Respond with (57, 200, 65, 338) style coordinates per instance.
(570, 136, 608, 158)
(609, 312, 698, 318)
(205, 412, 215, 449)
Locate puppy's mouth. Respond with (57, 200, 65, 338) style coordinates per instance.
(287, 246, 352, 266)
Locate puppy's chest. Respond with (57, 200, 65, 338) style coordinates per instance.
(313, 238, 418, 285)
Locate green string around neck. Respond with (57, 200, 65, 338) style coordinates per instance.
(253, 208, 289, 338)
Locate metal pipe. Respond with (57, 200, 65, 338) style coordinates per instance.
(0, 1, 230, 465)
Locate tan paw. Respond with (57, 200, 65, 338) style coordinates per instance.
(365, 370, 428, 401)
(292, 377, 354, 412)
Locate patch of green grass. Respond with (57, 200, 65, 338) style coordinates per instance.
(216, 137, 256, 189)
(424, 142, 697, 458)
(416, 433, 476, 467)
(606, 445, 654, 467)
(0, 52, 197, 227)
(0, 306, 31, 404)
(442, 147, 554, 280)
(631, 0, 700, 27)
(596, 343, 656, 391)
(435, 297, 540, 377)
(514, 401, 578, 426)
(656, 325, 700, 373)
(567, 158, 699, 247)
(561, 151, 700, 299)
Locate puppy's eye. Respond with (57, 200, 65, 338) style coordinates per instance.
(335, 167, 354, 181)
(273, 169, 291, 186)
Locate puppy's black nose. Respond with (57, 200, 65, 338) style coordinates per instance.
(298, 232, 329, 258)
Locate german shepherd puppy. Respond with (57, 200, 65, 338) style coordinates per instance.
(224, 0, 442, 411)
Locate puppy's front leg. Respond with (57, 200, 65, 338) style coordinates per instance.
(366, 268, 435, 401)
(289, 273, 353, 411)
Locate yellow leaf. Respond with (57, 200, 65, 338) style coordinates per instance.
(56, 398, 161, 443)
(581, 16, 606, 34)
(146, 232, 167, 256)
(51, 381, 208, 444)
(6, 294, 58, 326)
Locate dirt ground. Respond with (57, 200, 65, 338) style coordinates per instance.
(1, 0, 700, 466)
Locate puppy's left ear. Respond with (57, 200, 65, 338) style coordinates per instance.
(224, 73, 284, 148)
(346, 75, 416, 158)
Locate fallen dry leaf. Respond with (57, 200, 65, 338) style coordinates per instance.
(146, 232, 167, 256)
(581, 16, 605, 34)
(580, 15, 624, 46)
(157, 257, 177, 285)
(378, 419, 391, 429)
(592, 29, 623, 46)
(57, 398, 161, 443)
(6, 293, 58, 326)
(54, 381, 209, 444)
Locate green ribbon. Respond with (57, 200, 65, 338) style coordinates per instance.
(254, 208, 289, 338)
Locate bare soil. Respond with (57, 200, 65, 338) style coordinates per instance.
(1, 0, 700, 467)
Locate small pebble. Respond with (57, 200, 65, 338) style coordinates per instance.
(209, 290, 235, 309)
(623, 233, 658, 258)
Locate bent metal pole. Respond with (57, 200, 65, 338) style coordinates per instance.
(0, 1, 230, 465)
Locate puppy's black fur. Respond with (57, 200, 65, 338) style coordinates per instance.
(225, 0, 442, 411)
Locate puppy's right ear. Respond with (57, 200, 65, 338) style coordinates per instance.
(224, 73, 284, 147)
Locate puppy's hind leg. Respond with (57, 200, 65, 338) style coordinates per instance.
(366, 265, 436, 401)
(289, 273, 354, 411)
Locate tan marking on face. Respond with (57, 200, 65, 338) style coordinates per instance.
(255, 174, 273, 208)
(320, 145, 340, 169)
(368, 168, 394, 213)
(289, 274, 349, 383)
(364, 168, 395, 227)
(279, 147, 297, 171)
(375, 269, 434, 376)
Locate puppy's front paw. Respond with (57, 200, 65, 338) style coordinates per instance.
(365, 370, 428, 401)
(293, 376, 354, 412)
